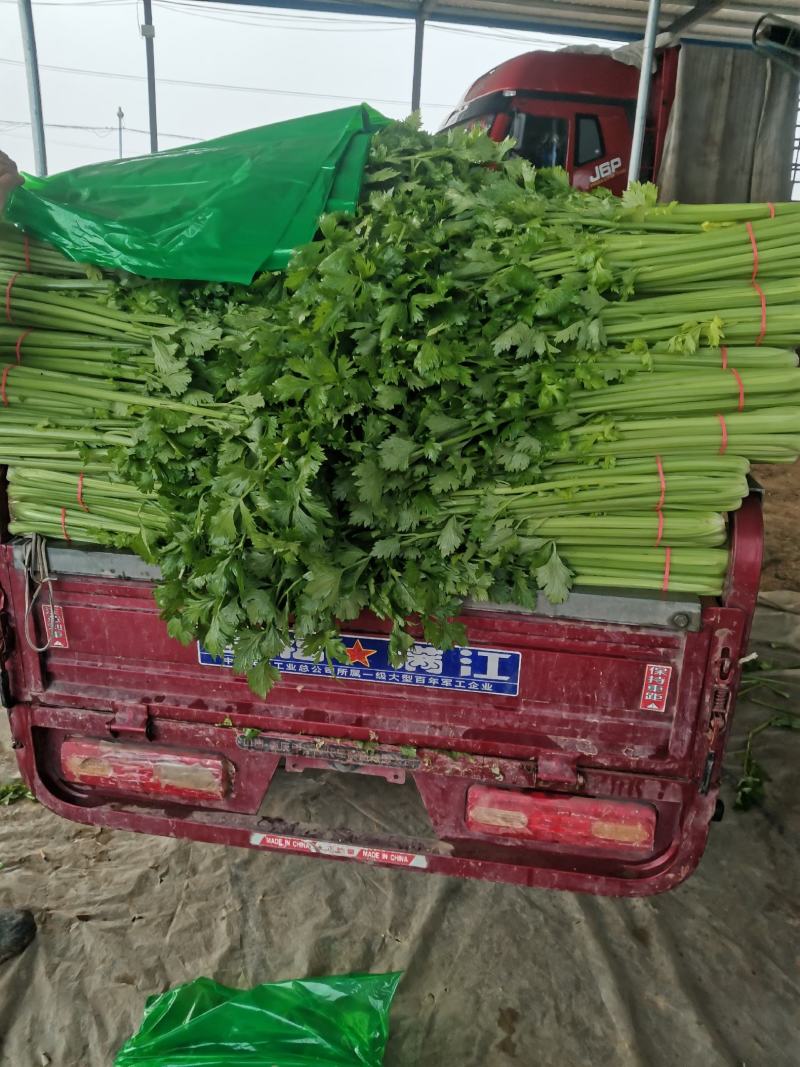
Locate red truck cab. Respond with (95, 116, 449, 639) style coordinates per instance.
(441, 48, 679, 193)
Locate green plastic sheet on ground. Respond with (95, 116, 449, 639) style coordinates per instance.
(113, 972, 402, 1066)
(3, 105, 389, 284)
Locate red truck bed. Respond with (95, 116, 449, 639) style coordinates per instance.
(1, 495, 762, 896)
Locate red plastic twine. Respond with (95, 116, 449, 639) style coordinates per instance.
(77, 471, 89, 512)
(654, 454, 666, 546)
(722, 345, 745, 412)
(729, 366, 745, 412)
(14, 330, 30, 364)
(662, 547, 672, 593)
(745, 221, 767, 345)
(717, 413, 728, 455)
(655, 454, 666, 510)
(60, 507, 71, 543)
(4, 272, 19, 323)
(768, 202, 776, 219)
(22, 234, 31, 272)
(1, 364, 12, 407)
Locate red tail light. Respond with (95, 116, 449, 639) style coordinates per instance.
(61, 739, 231, 802)
(466, 786, 656, 857)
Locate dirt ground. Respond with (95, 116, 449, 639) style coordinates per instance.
(753, 462, 800, 590)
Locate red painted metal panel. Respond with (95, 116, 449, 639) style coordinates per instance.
(0, 561, 699, 774)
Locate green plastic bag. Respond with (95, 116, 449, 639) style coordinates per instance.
(114, 971, 402, 1066)
(4, 105, 389, 284)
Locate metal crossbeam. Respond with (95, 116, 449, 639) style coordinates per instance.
(661, 0, 728, 40)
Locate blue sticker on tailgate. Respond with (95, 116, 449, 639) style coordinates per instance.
(197, 633, 521, 696)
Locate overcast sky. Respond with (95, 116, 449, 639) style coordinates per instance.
(0, 0, 619, 174)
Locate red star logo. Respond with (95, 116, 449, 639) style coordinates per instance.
(346, 639, 377, 667)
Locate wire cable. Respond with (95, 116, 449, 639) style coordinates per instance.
(0, 118, 197, 140)
(0, 55, 454, 108)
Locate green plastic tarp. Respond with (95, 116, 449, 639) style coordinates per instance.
(4, 105, 389, 284)
(113, 972, 402, 1066)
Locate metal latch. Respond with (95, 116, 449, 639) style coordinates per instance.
(0, 589, 13, 708)
(107, 702, 151, 740)
(700, 647, 736, 794)
(535, 753, 582, 791)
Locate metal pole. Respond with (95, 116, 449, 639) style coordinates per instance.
(627, 0, 662, 186)
(117, 107, 124, 159)
(141, 0, 158, 153)
(411, 7, 426, 113)
(17, 0, 47, 176)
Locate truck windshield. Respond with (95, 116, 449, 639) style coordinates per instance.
(513, 114, 568, 168)
(447, 113, 495, 133)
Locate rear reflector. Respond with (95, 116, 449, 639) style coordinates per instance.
(466, 785, 656, 857)
(61, 739, 230, 802)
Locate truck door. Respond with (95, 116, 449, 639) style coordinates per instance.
(511, 100, 632, 195)
(571, 105, 632, 194)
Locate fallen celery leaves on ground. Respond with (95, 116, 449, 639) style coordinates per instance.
(0, 781, 35, 805)
(3, 119, 800, 695)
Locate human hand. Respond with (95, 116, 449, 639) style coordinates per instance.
(0, 150, 23, 215)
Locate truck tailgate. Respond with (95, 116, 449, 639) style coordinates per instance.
(0, 497, 762, 896)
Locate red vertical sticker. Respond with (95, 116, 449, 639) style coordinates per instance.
(639, 664, 672, 713)
(42, 605, 69, 649)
